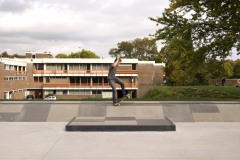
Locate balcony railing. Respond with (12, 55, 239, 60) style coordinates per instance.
(33, 70, 138, 74)
(42, 83, 138, 88)
(15, 71, 26, 75)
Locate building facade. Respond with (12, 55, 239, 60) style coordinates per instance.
(0, 57, 165, 100)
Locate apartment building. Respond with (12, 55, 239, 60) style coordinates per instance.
(0, 56, 165, 100)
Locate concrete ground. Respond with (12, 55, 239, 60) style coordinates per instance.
(0, 101, 240, 160)
(0, 122, 240, 160)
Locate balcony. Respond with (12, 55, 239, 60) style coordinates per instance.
(33, 70, 138, 74)
(42, 83, 138, 88)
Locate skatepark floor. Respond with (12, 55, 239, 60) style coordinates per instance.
(0, 101, 240, 160)
(0, 122, 240, 160)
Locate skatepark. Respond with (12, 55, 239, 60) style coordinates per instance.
(0, 101, 240, 159)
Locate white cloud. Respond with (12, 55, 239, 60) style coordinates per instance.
(0, 0, 170, 58)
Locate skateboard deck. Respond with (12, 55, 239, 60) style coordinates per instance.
(116, 91, 132, 106)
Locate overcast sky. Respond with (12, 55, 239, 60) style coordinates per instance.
(0, 0, 238, 60)
(0, 0, 170, 58)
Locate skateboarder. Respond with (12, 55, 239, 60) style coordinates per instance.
(108, 55, 129, 106)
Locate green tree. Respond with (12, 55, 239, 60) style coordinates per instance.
(109, 37, 159, 61)
(150, 0, 240, 85)
(233, 60, 240, 78)
(151, 0, 240, 59)
(79, 50, 100, 58)
(55, 53, 68, 58)
(206, 59, 233, 79)
(223, 60, 234, 78)
(161, 35, 195, 85)
(109, 41, 134, 58)
(68, 50, 100, 58)
(1, 51, 9, 58)
(12, 53, 25, 58)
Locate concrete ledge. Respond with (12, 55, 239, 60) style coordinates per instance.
(65, 116, 176, 132)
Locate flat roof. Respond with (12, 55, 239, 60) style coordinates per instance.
(1, 58, 165, 66)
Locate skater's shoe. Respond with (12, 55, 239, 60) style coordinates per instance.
(122, 93, 130, 98)
(113, 102, 120, 106)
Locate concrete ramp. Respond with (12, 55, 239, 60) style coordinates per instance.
(1, 101, 240, 123)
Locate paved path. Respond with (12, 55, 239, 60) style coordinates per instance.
(0, 122, 240, 160)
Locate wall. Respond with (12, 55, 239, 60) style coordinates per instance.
(0, 62, 28, 99)
(26, 63, 42, 89)
(137, 63, 164, 98)
(12, 91, 25, 99)
(57, 94, 102, 100)
(0, 63, 4, 99)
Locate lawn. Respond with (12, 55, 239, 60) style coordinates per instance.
(141, 85, 240, 101)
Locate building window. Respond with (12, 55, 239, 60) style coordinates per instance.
(87, 64, 90, 70)
(56, 90, 63, 95)
(4, 76, 26, 81)
(34, 77, 43, 83)
(69, 90, 91, 95)
(46, 77, 50, 83)
(81, 77, 90, 84)
(103, 64, 110, 70)
(132, 64, 137, 70)
(92, 64, 104, 70)
(34, 63, 44, 70)
(92, 77, 100, 83)
(46, 64, 56, 70)
(4, 65, 9, 70)
(92, 90, 102, 94)
(70, 77, 80, 84)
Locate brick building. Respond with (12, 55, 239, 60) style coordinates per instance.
(0, 55, 165, 100)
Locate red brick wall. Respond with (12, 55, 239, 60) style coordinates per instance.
(0, 62, 29, 99)
(137, 63, 164, 98)
(0, 63, 4, 99)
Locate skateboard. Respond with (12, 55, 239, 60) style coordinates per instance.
(115, 91, 132, 106)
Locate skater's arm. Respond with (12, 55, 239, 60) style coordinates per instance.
(112, 58, 120, 67)
(112, 55, 121, 67)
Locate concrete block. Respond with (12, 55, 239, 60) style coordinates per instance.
(17, 103, 51, 122)
(0, 113, 20, 122)
(218, 104, 240, 122)
(0, 104, 23, 113)
(193, 113, 223, 122)
(134, 104, 164, 118)
(107, 105, 135, 117)
(47, 104, 79, 122)
(78, 104, 107, 117)
(162, 104, 194, 122)
(190, 104, 220, 113)
(66, 116, 175, 131)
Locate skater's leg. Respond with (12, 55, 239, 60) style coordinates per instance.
(108, 79, 117, 104)
(115, 77, 126, 95)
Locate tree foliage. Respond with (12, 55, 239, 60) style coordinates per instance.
(108, 37, 159, 61)
(1, 51, 25, 58)
(55, 53, 68, 58)
(151, 0, 240, 58)
(1, 51, 9, 57)
(150, 0, 240, 85)
(233, 60, 240, 78)
(55, 50, 100, 58)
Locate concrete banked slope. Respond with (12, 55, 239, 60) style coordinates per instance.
(0, 101, 240, 131)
